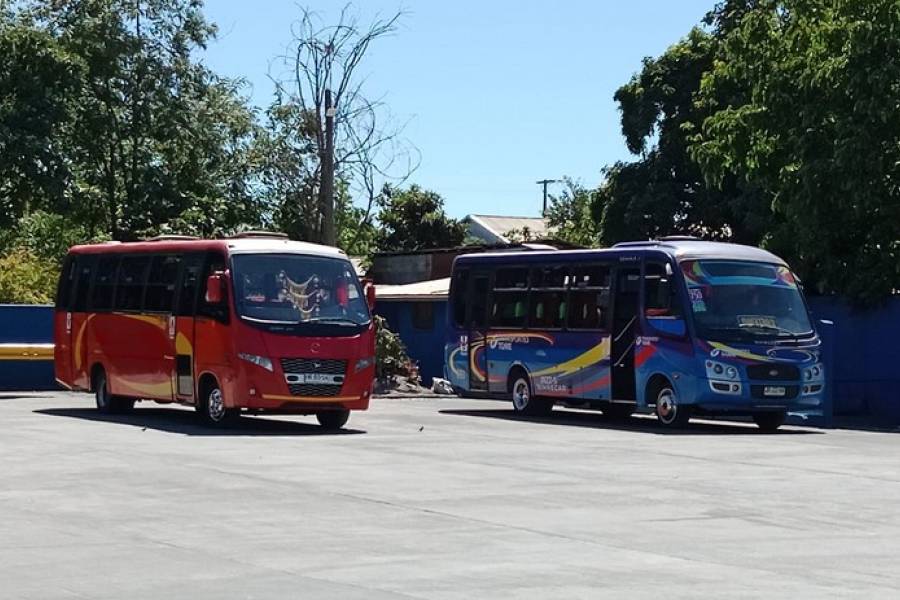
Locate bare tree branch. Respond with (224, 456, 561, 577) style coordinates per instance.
(266, 3, 416, 248)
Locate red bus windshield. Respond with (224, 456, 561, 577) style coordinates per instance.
(232, 254, 370, 326)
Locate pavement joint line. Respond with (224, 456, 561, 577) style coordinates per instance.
(324, 490, 877, 590)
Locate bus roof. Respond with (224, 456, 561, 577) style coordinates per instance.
(454, 239, 788, 267)
(68, 237, 348, 260)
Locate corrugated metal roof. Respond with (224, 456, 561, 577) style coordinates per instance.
(376, 277, 450, 301)
(466, 214, 549, 244)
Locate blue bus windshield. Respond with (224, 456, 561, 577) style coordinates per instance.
(681, 260, 813, 342)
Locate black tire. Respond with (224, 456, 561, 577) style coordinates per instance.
(93, 369, 133, 414)
(654, 385, 692, 428)
(197, 379, 238, 427)
(94, 369, 114, 414)
(316, 409, 350, 430)
(753, 411, 786, 432)
(509, 372, 552, 416)
(603, 403, 635, 419)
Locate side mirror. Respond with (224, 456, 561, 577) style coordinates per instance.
(364, 280, 376, 311)
(205, 274, 224, 305)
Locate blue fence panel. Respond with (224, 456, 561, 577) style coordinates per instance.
(0, 304, 56, 391)
(808, 297, 900, 425)
(375, 301, 448, 387)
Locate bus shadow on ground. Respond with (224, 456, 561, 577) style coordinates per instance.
(439, 408, 823, 436)
(34, 407, 365, 437)
(0, 394, 45, 401)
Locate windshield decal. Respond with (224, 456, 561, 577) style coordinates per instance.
(738, 315, 778, 329)
(280, 273, 320, 320)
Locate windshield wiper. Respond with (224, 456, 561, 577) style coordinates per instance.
(303, 317, 366, 326)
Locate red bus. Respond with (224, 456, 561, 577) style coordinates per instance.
(53, 233, 376, 429)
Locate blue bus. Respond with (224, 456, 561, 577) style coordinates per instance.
(444, 237, 825, 431)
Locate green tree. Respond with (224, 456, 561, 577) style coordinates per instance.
(692, 0, 900, 302)
(18, 0, 262, 239)
(376, 185, 466, 252)
(0, 210, 108, 264)
(544, 179, 599, 247)
(0, 15, 81, 229)
(594, 27, 768, 246)
(0, 247, 58, 304)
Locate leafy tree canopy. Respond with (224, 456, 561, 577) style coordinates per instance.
(376, 185, 466, 252)
(692, 0, 900, 302)
(594, 26, 769, 247)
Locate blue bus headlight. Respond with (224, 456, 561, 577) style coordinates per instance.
(726, 366, 738, 379)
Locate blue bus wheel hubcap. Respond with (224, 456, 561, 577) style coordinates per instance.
(658, 389, 677, 422)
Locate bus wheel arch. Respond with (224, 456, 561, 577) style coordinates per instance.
(507, 366, 552, 416)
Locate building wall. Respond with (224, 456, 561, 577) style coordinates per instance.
(375, 300, 448, 386)
(0, 305, 56, 391)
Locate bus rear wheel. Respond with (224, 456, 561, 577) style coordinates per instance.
(198, 380, 238, 427)
(753, 411, 786, 432)
(316, 409, 350, 430)
(93, 369, 133, 414)
(655, 385, 691, 428)
(510, 372, 552, 416)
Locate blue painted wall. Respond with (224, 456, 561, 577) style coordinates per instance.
(807, 297, 900, 425)
(375, 300, 448, 387)
(0, 304, 56, 391)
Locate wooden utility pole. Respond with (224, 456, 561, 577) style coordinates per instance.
(321, 88, 336, 246)
(536, 179, 559, 215)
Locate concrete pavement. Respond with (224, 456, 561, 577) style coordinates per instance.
(1, 392, 899, 599)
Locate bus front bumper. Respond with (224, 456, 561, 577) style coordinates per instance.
(688, 377, 825, 416)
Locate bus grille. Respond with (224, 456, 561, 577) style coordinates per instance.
(288, 383, 342, 397)
(281, 358, 347, 398)
(747, 364, 800, 381)
(280, 358, 347, 375)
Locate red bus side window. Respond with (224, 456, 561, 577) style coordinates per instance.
(91, 256, 119, 311)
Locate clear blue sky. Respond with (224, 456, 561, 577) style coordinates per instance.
(202, 1, 714, 219)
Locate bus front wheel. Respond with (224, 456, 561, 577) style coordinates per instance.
(655, 385, 691, 428)
(316, 409, 350, 430)
(510, 372, 552, 416)
(198, 380, 238, 427)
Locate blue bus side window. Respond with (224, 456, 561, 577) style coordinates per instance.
(451, 269, 469, 327)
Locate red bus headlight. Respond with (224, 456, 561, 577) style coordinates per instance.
(238, 353, 274, 372)
(354, 357, 375, 372)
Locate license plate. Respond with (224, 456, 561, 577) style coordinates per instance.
(289, 373, 341, 385)
(764, 386, 786, 397)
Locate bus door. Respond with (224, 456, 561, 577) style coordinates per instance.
(467, 272, 491, 392)
(611, 264, 641, 402)
(69, 255, 97, 390)
(192, 252, 232, 395)
(173, 254, 204, 401)
(53, 256, 77, 386)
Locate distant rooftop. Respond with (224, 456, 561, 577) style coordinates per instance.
(464, 214, 550, 245)
(376, 277, 450, 302)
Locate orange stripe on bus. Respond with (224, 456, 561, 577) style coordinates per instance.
(262, 394, 358, 403)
